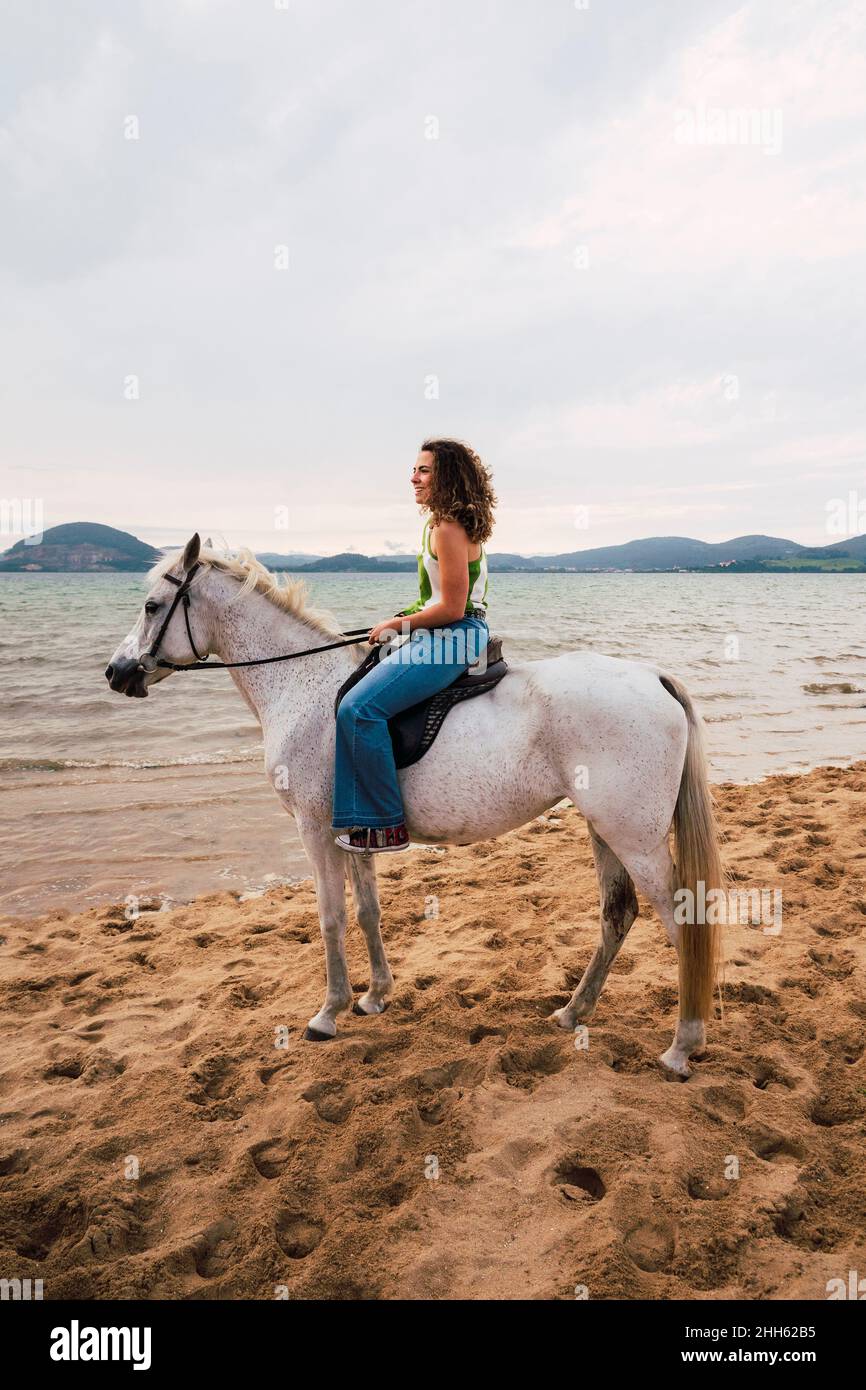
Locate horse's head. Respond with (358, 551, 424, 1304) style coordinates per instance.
(105, 533, 209, 697)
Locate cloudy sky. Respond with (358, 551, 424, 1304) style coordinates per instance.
(2, 0, 865, 556)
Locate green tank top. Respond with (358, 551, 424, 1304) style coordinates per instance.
(399, 517, 488, 617)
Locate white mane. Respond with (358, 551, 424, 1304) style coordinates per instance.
(148, 545, 342, 639)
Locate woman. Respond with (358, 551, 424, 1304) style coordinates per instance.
(332, 437, 496, 853)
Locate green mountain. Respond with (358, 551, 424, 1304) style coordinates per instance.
(2, 524, 864, 574)
(291, 551, 418, 572)
(525, 534, 806, 571)
(0, 522, 160, 571)
(288, 533, 866, 573)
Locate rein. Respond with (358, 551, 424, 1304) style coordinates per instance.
(138, 564, 373, 673)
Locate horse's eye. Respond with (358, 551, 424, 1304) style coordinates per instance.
(145, 601, 160, 616)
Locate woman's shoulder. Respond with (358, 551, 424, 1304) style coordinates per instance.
(431, 516, 471, 539)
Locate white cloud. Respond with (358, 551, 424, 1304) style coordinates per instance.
(1, 0, 864, 554)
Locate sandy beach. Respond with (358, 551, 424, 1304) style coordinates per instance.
(1, 760, 864, 1301)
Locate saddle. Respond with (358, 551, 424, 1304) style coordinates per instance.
(334, 634, 508, 768)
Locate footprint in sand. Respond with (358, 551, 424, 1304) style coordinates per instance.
(810, 1088, 862, 1127)
(258, 1060, 294, 1086)
(0, 1148, 29, 1176)
(226, 982, 261, 1008)
(301, 1080, 356, 1124)
(592, 1033, 647, 1074)
(69, 1194, 149, 1264)
(74, 1019, 109, 1042)
(550, 1156, 606, 1204)
(468, 1024, 507, 1045)
(686, 1173, 731, 1201)
(748, 1125, 806, 1162)
(187, 1052, 237, 1102)
(725, 981, 778, 1006)
(495, 1042, 568, 1090)
(250, 1138, 297, 1178)
(752, 1059, 798, 1092)
(624, 1219, 677, 1272)
(81, 1050, 126, 1086)
(14, 1193, 87, 1262)
(99, 911, 134, 936)
(807, 947, 854, 978)
(696, 1084, 748, 1122)
(43, 1056, 85, 1081)
(776, 854, 811, 873)
(193, 1217, 238, 1278)
(455, 988, 489, 1009)
(275, 1208, 324, 1259)
(412, 1057, 485, 1123)
(770, 1191, 813, 1246)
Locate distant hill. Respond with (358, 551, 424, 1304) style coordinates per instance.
(521, 534, 806, 571)
(291, 552, 418, 572)
(2, 525, 864, 573)
(256, 551, 325, 568)
(288, 533, 865, 572)
(823, 534, 866, 561)
(0, 523, 160, 572)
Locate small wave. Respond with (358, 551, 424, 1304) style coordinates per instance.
(814, 702, 866, 711)
(802, 682, 864, 695)
(0, 748, 262, 773)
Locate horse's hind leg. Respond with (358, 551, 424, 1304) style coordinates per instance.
(551, 825, 639, 1030)
(346, 853, 394, 1015)
(615, 839, 706, 1078)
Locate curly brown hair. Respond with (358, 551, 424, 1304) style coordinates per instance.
(419, 438, 497, 546)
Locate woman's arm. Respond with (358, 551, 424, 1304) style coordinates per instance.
(369, 520, 470, 643)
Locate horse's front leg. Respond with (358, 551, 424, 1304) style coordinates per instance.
(345, 853, 394, 1015)
(297, 823, 354, 1040)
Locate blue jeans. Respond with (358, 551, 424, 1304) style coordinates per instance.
(332, 615, 489, 828)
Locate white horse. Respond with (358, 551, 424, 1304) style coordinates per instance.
(106, 535, 724, 1077)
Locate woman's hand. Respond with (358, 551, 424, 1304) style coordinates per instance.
(368, 617, 409, 645)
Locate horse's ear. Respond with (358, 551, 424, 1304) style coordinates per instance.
(181, 533, 201, 571)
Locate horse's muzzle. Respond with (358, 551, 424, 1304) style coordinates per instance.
(105, 658, 150, 698)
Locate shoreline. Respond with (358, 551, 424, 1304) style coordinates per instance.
(4, 754, 866, 925)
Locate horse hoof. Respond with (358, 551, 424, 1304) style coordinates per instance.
(658, 1049, 691, 1080)
(352, 1000, 390, 1016)
(304, 1026, 335, 1042)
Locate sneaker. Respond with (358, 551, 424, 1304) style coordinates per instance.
(333, 823, 411, 854)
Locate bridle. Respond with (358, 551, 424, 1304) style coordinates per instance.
(137, 563, 373, 674)
(138, 565, 205, 671)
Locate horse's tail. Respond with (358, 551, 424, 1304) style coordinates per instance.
(658, 673, 727, 1021)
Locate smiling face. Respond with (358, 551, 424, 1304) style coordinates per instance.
(411, 450, 434, 505)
